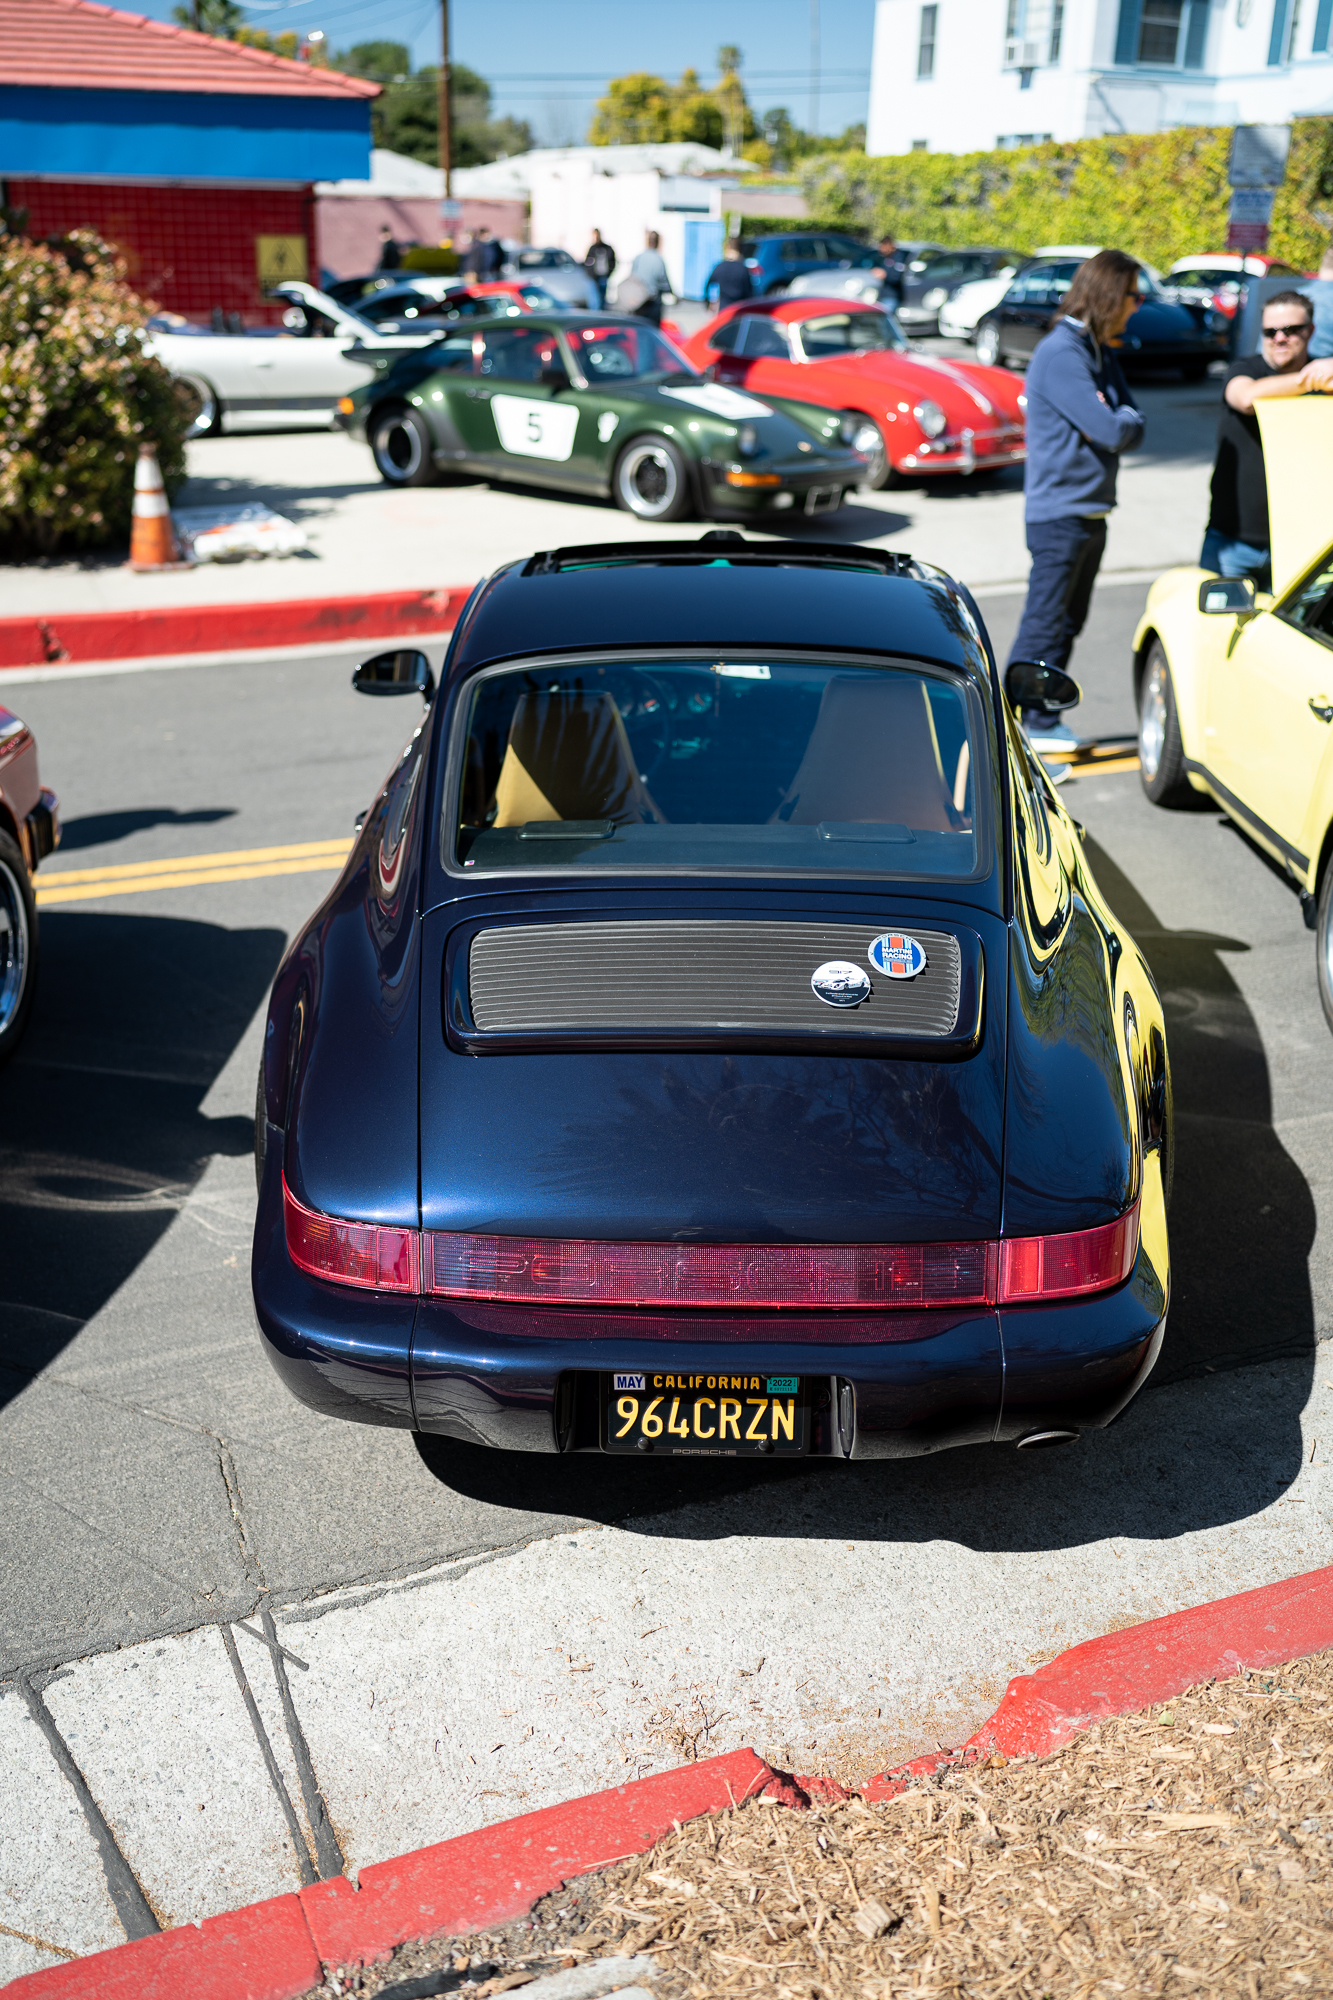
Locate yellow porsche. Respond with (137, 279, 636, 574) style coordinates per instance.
(1133, 397, 1333, 1027)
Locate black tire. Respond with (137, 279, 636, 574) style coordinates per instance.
(843, 412, 890, 490)
(975, 318, 1003, 368)
(1137, 640, 1193, 807)
(370, 405, 436, 487)
(1180, 360, 1208, 384)
(1316, 863, 1333, 1040)
(613, 435, 692, 522)
(0, 829, 38, 1067)
(254, 1058, 267, 1195)
(179, 374, 222, 437)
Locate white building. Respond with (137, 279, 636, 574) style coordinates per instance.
(867, 0, 1333, 155)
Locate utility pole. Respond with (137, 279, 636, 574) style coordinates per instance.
(809, 0, 820, 139)
(439, 0, 452, 199)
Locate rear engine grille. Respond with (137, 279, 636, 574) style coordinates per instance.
(468, 919, 962, 1038)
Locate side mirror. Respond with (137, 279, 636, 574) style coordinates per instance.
(1198, 576, 1256, 614)
(352, 649, 435, 701)
(1004, 658, 1081, 714)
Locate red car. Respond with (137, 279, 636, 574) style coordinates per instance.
(683, 298, 1026, 489)
(0, 702, 59, 1064)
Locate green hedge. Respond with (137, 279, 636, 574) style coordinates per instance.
(802, 118, 1333, 272)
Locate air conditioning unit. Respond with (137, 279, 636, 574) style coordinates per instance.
(1003, 37, 1044, 66)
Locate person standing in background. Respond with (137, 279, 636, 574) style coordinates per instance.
(705, 238, 753, 309)
(462, 228, 503, 282)
(1010, 248, 1145, 752)
(1302, 245, 1333, 361)
(628, 230, 670, 326)
(583, 229, 616, 306)
(376, 224, 401, 273)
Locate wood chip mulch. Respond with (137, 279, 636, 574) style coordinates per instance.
(306, 1647, 1333, 2000)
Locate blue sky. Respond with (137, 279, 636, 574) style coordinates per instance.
(141, 0, 877, 141)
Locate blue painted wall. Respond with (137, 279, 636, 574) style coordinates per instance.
(0, 86, 371, 183)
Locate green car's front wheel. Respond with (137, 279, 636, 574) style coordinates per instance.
(371, 405, 436, 487)
(613, 436, 691, 522)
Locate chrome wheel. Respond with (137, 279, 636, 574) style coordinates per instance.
(615, 439, 684, 520)
(179, 375, 220, 438)
(975, 320, 1001, 368)
(371, 407, 435, 486)
(0, 852, 31, 1039)
(1139, 652, 1167, 782)
(846, 415, 888, 489)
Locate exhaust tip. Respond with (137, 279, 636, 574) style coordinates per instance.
(1015, 1427, 1080, 1450)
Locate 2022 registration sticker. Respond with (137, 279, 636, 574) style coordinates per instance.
(601, 1373, 808, 1456)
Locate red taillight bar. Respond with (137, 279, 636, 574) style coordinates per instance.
(282, 1183, 1138, 1308)
(282, 1177, 419, 1294)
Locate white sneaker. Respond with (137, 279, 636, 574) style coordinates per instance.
(1023, 718, 1080, 753)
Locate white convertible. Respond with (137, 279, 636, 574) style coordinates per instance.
(147, 281, 450, 436)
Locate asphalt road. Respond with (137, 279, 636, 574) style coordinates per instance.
(3, 571, 1328, 1678)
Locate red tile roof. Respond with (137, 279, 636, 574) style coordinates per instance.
(0, 0, 379, 97)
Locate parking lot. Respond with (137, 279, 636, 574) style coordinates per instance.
(3, 370, 1333, 1977)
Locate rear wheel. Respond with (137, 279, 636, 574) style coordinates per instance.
(1137, 640, 1193, 807)
(371, 405, 436, 487)
(1316, 865, 1333, 1038)
(179, 374, 221, 437)
(975, 319, 1003, 368)
(843, 412, 890, 490)
(614, 436, 691, 522)
(0, 830, 37, 1067)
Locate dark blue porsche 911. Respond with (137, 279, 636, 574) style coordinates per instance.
(252, 534, 1171, 1462)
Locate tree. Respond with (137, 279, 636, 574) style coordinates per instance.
(234, 26, 299, 60)
(171, 0, 245, 36)
(670, 69, 723, 150)
(0, 232, 190, 558)
(588, 72, 674, 146)
(332, 54, 533, 168)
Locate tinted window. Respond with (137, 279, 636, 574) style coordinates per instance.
(737, 316, 792, 358)
(478, 324, 563, 380)
(1280, 554, 1333, 649)
(794, 311, 906, 358)
(568, 323, 697, 382)
(421, 334, 478, 371)
(708, 317, 744, 354)
(780, 238, 822, 262)
(453, 656, 982, 877)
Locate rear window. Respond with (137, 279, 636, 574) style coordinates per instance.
(452, 656, 983, 877)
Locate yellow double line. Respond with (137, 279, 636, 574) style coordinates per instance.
(35, 837, 354, 907)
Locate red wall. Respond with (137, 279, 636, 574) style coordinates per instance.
(5, 179, 315, 325)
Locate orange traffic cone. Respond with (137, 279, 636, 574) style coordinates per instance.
(128, 442, 188, 570)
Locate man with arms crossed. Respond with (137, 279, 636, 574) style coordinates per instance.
(1202, 291, 1333, 588)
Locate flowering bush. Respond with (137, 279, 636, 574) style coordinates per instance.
(0, 230, 191, 559)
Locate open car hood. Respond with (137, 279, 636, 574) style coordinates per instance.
(1257, 397, 1333, 597)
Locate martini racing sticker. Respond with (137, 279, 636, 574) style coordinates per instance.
(868, 932, 927, 979)
(613, 1373, 646, 1392)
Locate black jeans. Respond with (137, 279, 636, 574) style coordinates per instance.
(1010, 515, 1108, 675)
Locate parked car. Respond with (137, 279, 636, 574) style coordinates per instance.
(337, 310, 865, 520)
(0, 705, 60, 1065)
(788, 247, 1024, 335)
(346, 280, 561, 329)
(938, 246, 1076, 341)
(1134, 397, 1333, 1027)
(1166, 253, 1304, 319)
(683, 298, 1025, 488)
(975, 254, 1230, 379)
(251, 533, 1171, 1461)
(147, 280, 458, 436)
(738, 231, 913, 296)
(509, 248, 600, 309)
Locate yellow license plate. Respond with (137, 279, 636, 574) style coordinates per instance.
(601, 1372, 808, 1456)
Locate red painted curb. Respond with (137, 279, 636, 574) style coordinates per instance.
(0, 589, 474, 669)
(9, 1564, 1333, 1998)
(863, 1559, 1333, 1800)
(2, 1749, 772, 2000)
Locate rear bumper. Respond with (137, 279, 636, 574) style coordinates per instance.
(252, 1132, 1167, 1457)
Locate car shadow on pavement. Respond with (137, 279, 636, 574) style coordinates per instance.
(416, 833, 1316, 1555)
(56, 807, 238, 852)
(0, 910, 283, 1411)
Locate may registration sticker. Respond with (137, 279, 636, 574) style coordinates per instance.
(601, 1372, 807, 1457)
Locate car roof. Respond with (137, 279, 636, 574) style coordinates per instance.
(447, 537, 990, 686)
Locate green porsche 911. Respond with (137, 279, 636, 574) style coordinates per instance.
(335, 312, 868, 523)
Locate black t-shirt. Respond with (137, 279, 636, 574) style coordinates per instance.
(1208, 353, 1278, 545)
(707, 259, 754, 306)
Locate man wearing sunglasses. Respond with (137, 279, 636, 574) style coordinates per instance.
(1202, 292, 1333, 588)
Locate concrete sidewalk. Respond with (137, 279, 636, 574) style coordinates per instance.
(0, 376, 1220, 618)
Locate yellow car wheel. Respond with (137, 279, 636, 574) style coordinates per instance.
(1138, 641, 1192, 808)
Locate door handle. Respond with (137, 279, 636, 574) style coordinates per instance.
(1310, 697, 1333, 723)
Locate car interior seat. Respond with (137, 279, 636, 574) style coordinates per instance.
(771, 674, 963, 833)
(492, 690, 664, 826)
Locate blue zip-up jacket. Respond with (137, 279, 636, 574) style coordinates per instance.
(1023, 316, 1144, 523)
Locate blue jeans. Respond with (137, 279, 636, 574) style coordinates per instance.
(1011, 515, 1108, 678)
(1200, 529, 1271, 589)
